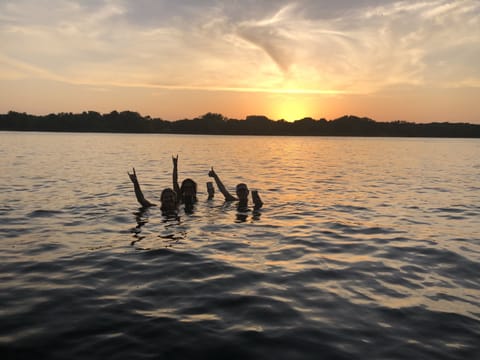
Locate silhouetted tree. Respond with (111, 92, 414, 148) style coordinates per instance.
(0, 111, 479, 137)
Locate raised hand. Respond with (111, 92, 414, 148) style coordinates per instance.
(208, 167, 216, 177)
(128, 168, 138, 183)
(252, 190, 263, 210)
(207, 167, 236, 201)
(128, 168, 156, 207)
(172, 154, 178, 166)
(206, 181, 215, 200)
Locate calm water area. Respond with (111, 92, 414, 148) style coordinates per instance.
(1, 132, 479, 359)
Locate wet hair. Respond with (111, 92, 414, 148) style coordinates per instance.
(160, 188, 176, 200)
(160, 188, 178, 212)
(180, 178, 197, 195)
(236, 183, 249, 191)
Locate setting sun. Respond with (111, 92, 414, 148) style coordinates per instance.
(268, 94, 317, 121)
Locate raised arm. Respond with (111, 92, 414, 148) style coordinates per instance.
(252, 190, 263, 210)
(172, 155, 180, 196)
(206, 181, 215, 200)
(208, 167, 237, 201)
(128, 168, 156, 207)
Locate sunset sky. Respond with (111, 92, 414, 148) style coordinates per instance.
(1, 0, 479, 123)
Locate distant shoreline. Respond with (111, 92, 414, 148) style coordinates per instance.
(1, 111, 479, 138)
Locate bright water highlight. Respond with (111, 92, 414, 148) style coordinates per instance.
(1, 132, 479, 359)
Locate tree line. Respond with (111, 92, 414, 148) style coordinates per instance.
(1, 110, 479, 138)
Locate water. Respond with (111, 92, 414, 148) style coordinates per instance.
(1, 132, 479, 359)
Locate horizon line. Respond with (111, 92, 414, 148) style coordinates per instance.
(3, 110, 478, 125)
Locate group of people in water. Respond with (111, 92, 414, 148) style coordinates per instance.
(128, 155, 263, 216)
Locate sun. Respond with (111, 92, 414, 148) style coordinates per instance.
(269, 94, 315, 122)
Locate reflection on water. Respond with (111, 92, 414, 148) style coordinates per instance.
(235, 209, 262, 223)
(0, 132, 479, 359)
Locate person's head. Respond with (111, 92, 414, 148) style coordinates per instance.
(235, 183, 249, 200)
(160, 188, 177, 212)
(180, 178, 197, 204)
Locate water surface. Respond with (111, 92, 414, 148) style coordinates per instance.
(1, 132, 479, 359)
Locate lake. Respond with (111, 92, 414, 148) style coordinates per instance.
(1, 132, 479, 359)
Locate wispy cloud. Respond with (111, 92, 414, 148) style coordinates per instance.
(1, 0, 479, 94)
(236, 4, 299, 72)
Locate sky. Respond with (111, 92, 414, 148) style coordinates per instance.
(1, 0, 479, 123)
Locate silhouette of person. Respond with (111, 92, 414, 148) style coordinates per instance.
(159, 188, 179, 216)
(208, 167, 263, 211)
(172, 155, 197, 213)
(127, 168, 156, 208)
(128, 168, 178, 216)
(128, 156, 197, 216)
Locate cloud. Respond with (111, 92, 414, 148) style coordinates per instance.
(0, 0, 479, 94)
(235, 4, 299, 72)
(246, 0, 480, 92)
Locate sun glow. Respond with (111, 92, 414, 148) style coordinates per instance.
(268, 94, 318, 121)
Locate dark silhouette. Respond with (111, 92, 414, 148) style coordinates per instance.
(159, 188, 178, 216)
(127, 168, 157, 208)
(172, 155, 197, 214)
(128, 156, 197, 216)
(128, 168, 178, 216)
(208, 167, 263, 211)
(206, 181, 215, 200)
(127, 168, 178, 216)
(1, 111, 479, 138)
